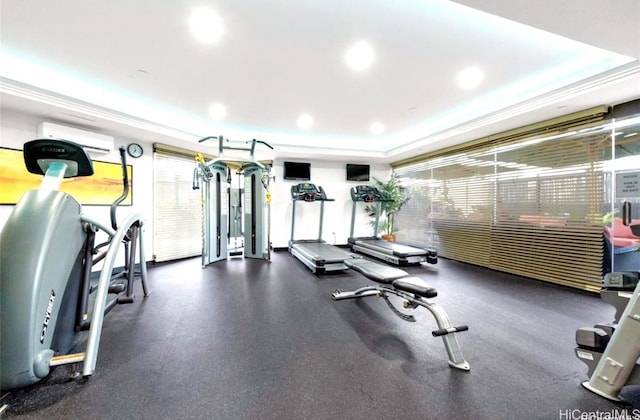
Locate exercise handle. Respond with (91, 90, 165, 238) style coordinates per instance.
(432, 325, 468, 337)
(198, 135, 220, 143)
(252, 139, 274, 150)
(622, 201, 632, 226)
(110, 146, 129, 230)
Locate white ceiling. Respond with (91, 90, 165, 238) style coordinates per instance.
(1, 0, 639, 163)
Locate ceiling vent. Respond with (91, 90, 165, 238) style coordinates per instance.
(37, 122, 115, 155)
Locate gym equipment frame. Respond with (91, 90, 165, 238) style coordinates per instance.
(1, 139, 149, 390)
(332, 258, 470, 371)
(348, 185, 437, 266)
(288, 183, 356, 274)
(575, 201, 640, 401)
(193, 136, 273, 267)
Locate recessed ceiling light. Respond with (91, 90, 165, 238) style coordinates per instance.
(370, 122, 385, 135)
(457, 66, 484, 89)
(208, 103, 227, 119)
(297, 114, 313, 129)
(189, 7, 223, 44)
(345, 41, 374, 71)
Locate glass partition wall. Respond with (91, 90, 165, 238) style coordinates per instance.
(608, 115, 640, 274)
(394, 106, 640, 291)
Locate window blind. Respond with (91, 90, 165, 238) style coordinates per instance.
(153, 145, 203, 262)
(394, 109, 611, 291)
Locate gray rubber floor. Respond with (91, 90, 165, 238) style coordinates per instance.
(2, 251, 637, 419)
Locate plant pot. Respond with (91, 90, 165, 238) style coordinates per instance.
(381, 234, 395, 242)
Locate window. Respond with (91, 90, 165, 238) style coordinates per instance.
(394, 107, 611, 291)
(153, 146, 203, 262)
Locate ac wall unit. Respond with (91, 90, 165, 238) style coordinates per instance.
(37, 122, 115, 155)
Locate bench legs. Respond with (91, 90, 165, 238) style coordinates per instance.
(332, 286, 470, 371)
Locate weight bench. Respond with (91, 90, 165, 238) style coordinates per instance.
(333, 259, 470, 371)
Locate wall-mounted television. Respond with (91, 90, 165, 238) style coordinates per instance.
(346, 163, 370, 182)
(283, 161, 311, 181)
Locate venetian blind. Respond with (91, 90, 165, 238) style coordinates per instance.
(153, 145, 205, 262)
(394, 108, 610, 291)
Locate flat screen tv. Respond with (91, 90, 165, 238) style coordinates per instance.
(283, 161, 311, 181)
(346, 163, 370, 182)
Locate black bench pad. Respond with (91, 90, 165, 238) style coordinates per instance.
(392, 277, 438, 298)
(344, 258, 408, 284)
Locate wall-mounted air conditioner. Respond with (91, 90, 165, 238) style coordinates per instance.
(37, 122, 115, 155)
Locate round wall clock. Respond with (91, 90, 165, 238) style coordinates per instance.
(126, 143, 143, 158)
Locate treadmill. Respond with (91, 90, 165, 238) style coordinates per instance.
(348, 185, 437, 266)
(288, 183, 355, 274)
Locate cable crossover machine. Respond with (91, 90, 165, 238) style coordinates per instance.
(193, 136, 274, 267)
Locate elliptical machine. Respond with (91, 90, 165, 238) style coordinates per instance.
(0, 139, 149, 390)
(575, 201, 640, 401)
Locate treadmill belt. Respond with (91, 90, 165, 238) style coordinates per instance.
(291, 241, 352, 263)
(354, 239, 426, 257)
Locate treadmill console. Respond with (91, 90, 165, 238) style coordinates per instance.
(351, 185, 383, 202)
(291, 183, 328, 201)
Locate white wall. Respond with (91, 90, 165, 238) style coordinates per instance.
(269, 158, 390, 248)
(0, 109, 155, 266)
(0, 108, 392, 261)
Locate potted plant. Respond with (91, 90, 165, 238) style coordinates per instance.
(364, 171, 408, 241)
